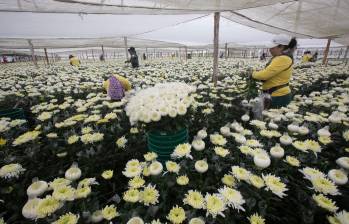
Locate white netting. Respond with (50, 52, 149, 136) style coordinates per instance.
(223, 0, 349, 42)
(0, 0, 292, 14)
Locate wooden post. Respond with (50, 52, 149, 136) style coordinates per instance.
(101, 45, 105, 61)
(224, 43, 228, 59)
(28, 40, 38, 68)
(44, 48, 49, 66)
(322, 38, 331, 66)
(212, 12, 220, 85)
(124, 37, 129, 60)
(185, 46, 188, 61)
(92, 49, 95, 61)
(344, 46, 349, 66)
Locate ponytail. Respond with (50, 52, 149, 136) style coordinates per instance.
(286, 37, 297, 50)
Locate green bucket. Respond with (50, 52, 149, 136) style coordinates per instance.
(147, 128, 188, 162)
(0, 108, 25, 120)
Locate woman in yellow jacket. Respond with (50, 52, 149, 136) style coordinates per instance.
(252, 34, 297, 108)
(69, 55, 81, 66)
(103, 74, 131, 100)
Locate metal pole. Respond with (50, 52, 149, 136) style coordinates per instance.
(225, 43, 228, 59)
(212, 12, 220, 85)
(124, 37, 128, 60)
(27, 40, 38, 68)
(44, 48, 49, 66)
(185, 46, 188, 61)
(322, 38, 331, 66)
(101, 45, 105, 61)
(92, 49, 95, 61)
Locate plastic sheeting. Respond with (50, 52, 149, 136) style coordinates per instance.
(223, 0, 349, 42)
(0, 0, 293, 14)
(0, 37, 185, 49)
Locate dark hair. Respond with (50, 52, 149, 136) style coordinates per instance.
(286, 37, 297, 50)
(69, 55, 74, 59)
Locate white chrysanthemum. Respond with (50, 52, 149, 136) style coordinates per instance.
(328, 169, 348, 185)
(127, 217, 144, 224)
(192, 139, 205, 151)
(299, 167, 326, 180)
(189, 217, 205, 224)
(149, 161, 163, 176)
(253, 153, 271, 169)
(171, 143, 192, 159)
(197, 129, 208, 139)
(205, 193, 227, 218)
(91, 210, 103, 223)
(270, 144, 284, 159)
(123, 165, 143, 178)
(262, 174, 288, 198)
(218, 186, 245, 211)
(336, 157, 349, 170)
(231, 166, 251, 181)
(116, 136, 128, 149)
(210, 134, 227, 146)
(0, 163, 26, 179)
(22, 198, 42, 219)
(27, 180, 48, 198)
(195, 160, 208, 173)
(65, 165, 82, 181)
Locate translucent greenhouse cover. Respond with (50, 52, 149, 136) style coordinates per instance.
(0, 0, 348, 50)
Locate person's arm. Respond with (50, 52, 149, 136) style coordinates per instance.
(252, 56, 292, 81)
(103, 80, 109, 92)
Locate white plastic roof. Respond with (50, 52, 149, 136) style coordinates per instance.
(0, 0, 348, 50)
(0, 0, 293, 14)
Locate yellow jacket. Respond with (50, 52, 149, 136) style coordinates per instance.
(103, 75, 131, 92)
(70, 57, 81, 66)
(252, 55, 292, 97)
(302, 54, 312, 63)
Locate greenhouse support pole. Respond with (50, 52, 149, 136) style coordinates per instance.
(124, 37, 129, 60)
(344, 46, 349, 66)
(44, 48, 49, 66)
(185, 46, 188, 61)
(92, 49, 95, 61)
(28, 40, 38, 68)
(322, 38, 331, 66)
(225, 43, 228, 59)
(212, 12, 220, 86)
(101, 45, 105, 60)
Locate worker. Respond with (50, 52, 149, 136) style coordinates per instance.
(310, 52, 318, 62)
(103, 74, 131, 100)
(252, 34, 297, 109)
(125, 47, 139, 68)
(302, 51, 312, 63)
(69, 55, 81, 66)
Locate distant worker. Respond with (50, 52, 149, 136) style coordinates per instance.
(125, 47, 139, 68)
(260, 52, 267, 61)
(302, 51, 312, 63)
(310, 52, 318, 62)
(69, 55, 81, 66)
(252, 34, 297, 108)
(103, 74, 131, 100)
(142, 53, 147, 60)
(99, 54, 105, 61)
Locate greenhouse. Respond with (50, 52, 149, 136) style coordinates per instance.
(1, 1, 349, 223)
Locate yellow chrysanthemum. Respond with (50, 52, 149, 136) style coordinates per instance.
(36, 195, 61, 218)
(52, 212, 79, 224)
(0, 138, 6, 146)
(176, 175, 189, 186)
(167, 205, 186, 224)
(285, 156, 300, 167)
(310, 177, 340, 195)
(221, 174, 236, 187)
(166, 161, 180, 173)
(205, 193, 226, 218)
(312, 194, 338, 213)
(52, 186, 75, 201)
(128, 176, 145, 189)
(102, 204, 119, 220)
(140, 185, 159, 206)
(75, 186, 91, 199)
(248, 213, 265, 224)
(123, 188, 140, 203)
(101, 170, 113, 180)
(249, 175, 265, 189)
(183, 190, 205, 209)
